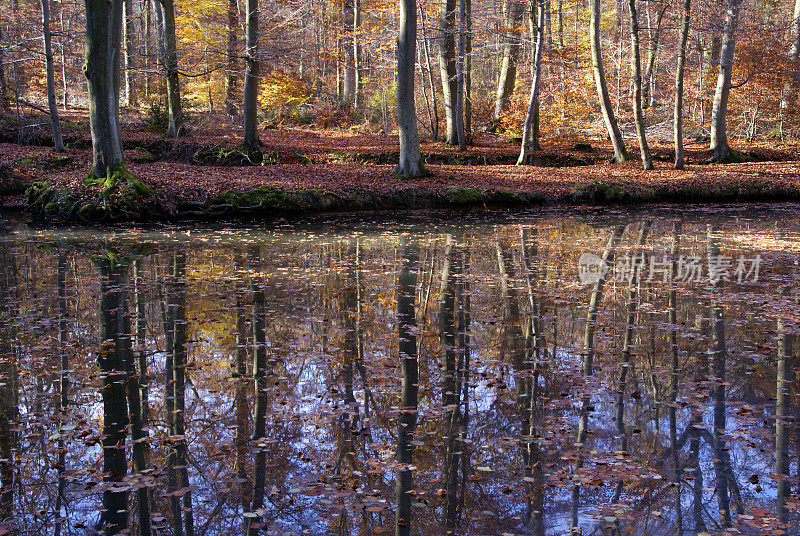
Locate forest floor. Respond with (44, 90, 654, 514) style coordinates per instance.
(2, 110, 800, 221)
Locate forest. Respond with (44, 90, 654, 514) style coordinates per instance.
(0, 0, 800, 220)
(3, 1, 800, 535)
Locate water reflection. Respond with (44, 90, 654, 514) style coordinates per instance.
(0, 206, 799, 535)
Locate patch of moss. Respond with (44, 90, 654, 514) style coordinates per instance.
(442, 187, 484, 205)
(570, 180, 655, 204)
(12, 155, 76, 171)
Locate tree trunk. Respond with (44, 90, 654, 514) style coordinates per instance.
(246, 246, 269, 536)
(628, 0, 652, 169)
(518, 0, 545, 164)
(668, 222, 683, 536)
(709, 0, 742, 162)
(455, 0, 467, 149)
(342, 0, 356, 103)
(674, 0, 691, 169)
(590, 0, 628, 162)
(54, 253, 69, 536)
(642, 3, 666, 108)
(439, 0, 459, 144)
(775, 317, 793, 525)
(242, 0, 260, 149)
(354, 0, 362, 108)
(494, 0, 524, 122)
(84, 0, 125, 176)
(612, 221, 650, 505)
(127, 260, 151, 536)
(0, 25, 8, 112)
(419, 5, 439, 140)
(779, 0, 800, 127)
(41, 0, 65, 151)
(464, 0, 472, 140)
(395, 0, 423, 177)
(170, 253, 194, 536)
(394, 236, 419, 536)
(707, 226, 732, 527)
(570, 225, 625, 531)
(123, 0, 136, 107)
(160, 0, 183, 137)
(97, 257, 131, 535)
(60, 7, 69, 109)
(225, 0, 238, 115)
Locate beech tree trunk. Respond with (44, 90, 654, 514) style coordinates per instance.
(493, 0, 524, 122)
(570, 225, 625, 531)
(84, 0, 124, 176)
(709, 0, 742, 162)
(342, 0, 356, 103)
(642, 3, 666, 108)
(707, 226, 732, 527)
(160, 0, 183, 137)
(590, 0, 628, 162)
(628, 0, 652, 169)
(776, 317, 793, 525)
(420, 5, 438, 139)
(439, 0, 459, 144)
(0, 25, 8, 112)
(455, 0, 467, 149)
(123, 0, 136, 106)
(668, 222, 683, 535)
(224, 0, 237, 114)
(395, 0, 423, 177)
(41, 0, 65, 151)
(518, 0, 545, 164)
(394, 236, 419, 536)
(674, 0, 691, 169)
(97, 258, 130, 535)
(242, 0, 260, 149)
(779, 0, 800, 124)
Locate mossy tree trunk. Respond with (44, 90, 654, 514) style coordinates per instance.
(242, 0, 260, 149)
(590, 0, 628, 163)
(674, 0, 691, 169)
(395, 0, 423, 177)
(709, 0, 742, 162)
(41, 0, 65, 151)
(494, 0, 524, 122)
(628, 0, 653, 170)
(84, 0, 124, 177)
(518, 0, 545, 164)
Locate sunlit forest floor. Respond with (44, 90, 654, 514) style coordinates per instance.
(3, 109, 800, 216)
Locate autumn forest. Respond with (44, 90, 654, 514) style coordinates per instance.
(3, 1, 800, 536)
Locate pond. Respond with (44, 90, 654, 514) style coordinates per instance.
(1, 204, 799, 536)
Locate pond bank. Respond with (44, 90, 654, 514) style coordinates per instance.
(3, 139, 800, 222)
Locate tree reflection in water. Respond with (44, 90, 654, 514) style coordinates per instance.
(0, 208, 797, 536)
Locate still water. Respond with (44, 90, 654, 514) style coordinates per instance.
(1, 205, 799, 536)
